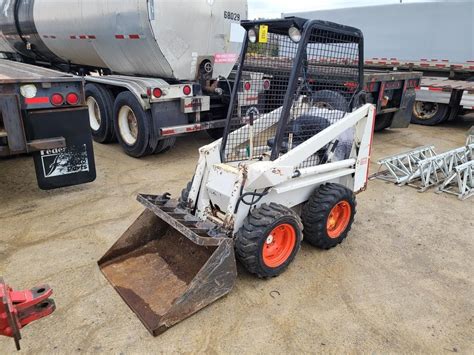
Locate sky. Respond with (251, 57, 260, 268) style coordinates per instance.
(248, 0, 442, 19)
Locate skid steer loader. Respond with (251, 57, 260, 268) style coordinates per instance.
(99, 17, 376, 336)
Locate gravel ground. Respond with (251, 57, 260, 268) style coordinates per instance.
(0, 117, 473, 354)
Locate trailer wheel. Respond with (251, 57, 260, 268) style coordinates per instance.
(206, 128, 225, 140)
(114, 92, 151, 158)
(411, 101, 449, 126)
(374, 112, 394, 131)
(235, 203, 303, 278)
(153, 137, 177, 154)
(312, 90, 349, 112)
(85, 84, 116, 143)
(302, 183, 356, 249)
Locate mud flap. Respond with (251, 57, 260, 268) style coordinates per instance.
(98, 194, 237, 336)
(25, 107, 96, 190)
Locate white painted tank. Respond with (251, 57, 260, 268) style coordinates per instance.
(1, 0, 248, 80)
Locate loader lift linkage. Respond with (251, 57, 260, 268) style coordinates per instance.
(99, 17, 376, 336)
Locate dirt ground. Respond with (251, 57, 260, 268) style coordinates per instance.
(1, 118, 473, 354)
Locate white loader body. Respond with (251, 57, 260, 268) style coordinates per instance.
(189, 103, 376, 233)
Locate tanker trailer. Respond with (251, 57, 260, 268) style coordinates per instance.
(0, 0, 252, 157)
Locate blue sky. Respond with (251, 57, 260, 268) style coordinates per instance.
(248, 0, 441, 19)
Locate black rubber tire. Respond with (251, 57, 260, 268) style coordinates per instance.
(85, 83, 116, 143)
(113, 91, 151, 158)
(235, 203, 303, 278)
(374, 112, 394, 132)
(153, 137, 177, 154)
(312, 90, 350, 112)
(206, 128, 225, 140)
(178, 179, 194, 208)
(302, 183, 356, 250)
(411, 101, 450, 126)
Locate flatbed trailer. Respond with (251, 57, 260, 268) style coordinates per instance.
(365, 58, 474, 124)
(0, 60, 95, 190)
(244, 57, 422, 131)
(286, 1, 474, 126)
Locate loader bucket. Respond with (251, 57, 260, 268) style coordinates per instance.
(98, 194, 237, 336)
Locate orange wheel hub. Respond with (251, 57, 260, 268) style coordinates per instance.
(262, 224, 296, 268)
(326, 201, 351, 239)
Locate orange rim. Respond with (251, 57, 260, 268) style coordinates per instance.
(326, 201, 352, 239)
(262, 224, 296, 268)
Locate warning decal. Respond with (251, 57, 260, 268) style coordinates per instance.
(41, 145, 89, 178)
(215, 53, 238, 64)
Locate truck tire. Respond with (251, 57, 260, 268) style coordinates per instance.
(153, 137, 176, 154)
(235, 203, 303, 278)
(312, 90, 350, 112)
(113, 91, 151, 158)
(411, 101, 449, 126)
(206, 128, 225, 140)
(374, 112, 394, 131)
(85, 83, 116, 143)
(302, 183, 356, 250)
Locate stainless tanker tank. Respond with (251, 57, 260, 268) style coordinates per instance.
(1, 0, 248, 80)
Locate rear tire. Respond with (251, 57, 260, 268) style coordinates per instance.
(411, 101, 449, 126)
(302, 183, 356, 249)
(206, 128, 225, 140)
(153, 137, 176, 154)
(85, 83, 116, 143)
(312, 90, 349, 112)
(235, 203, 303, 278)
(113, 91, 151, 158)
(374, 112, 394, 132)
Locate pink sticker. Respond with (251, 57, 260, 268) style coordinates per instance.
(215, 53, 238, 64)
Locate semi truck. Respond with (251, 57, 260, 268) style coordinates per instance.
(0, 1, 423, 160)
(0, 0, 250, 158)
(287, 0, 474, 126)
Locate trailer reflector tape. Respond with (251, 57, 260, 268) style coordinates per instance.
(70, 35, 96, 40)
(115, 34, 143, 40)
(161, 129, 176, 136)
(25, 97, 49, 104)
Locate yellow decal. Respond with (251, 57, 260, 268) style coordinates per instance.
(259, 25, 268, 43)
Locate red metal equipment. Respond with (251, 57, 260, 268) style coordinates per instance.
(0, 277, 55, 350)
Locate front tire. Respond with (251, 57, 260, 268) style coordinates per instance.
(302, 183, 356, 249)
(235, 203, 303, 278)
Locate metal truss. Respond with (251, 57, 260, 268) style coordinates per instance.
(372, 145, 437, 184)
(373, 143, 474, 200)
(437, 160, 474, 200)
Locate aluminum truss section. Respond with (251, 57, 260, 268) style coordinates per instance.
(372, 145, 437, 185)
(414, 145, 473, 192)
(437, 160, 474, 200)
